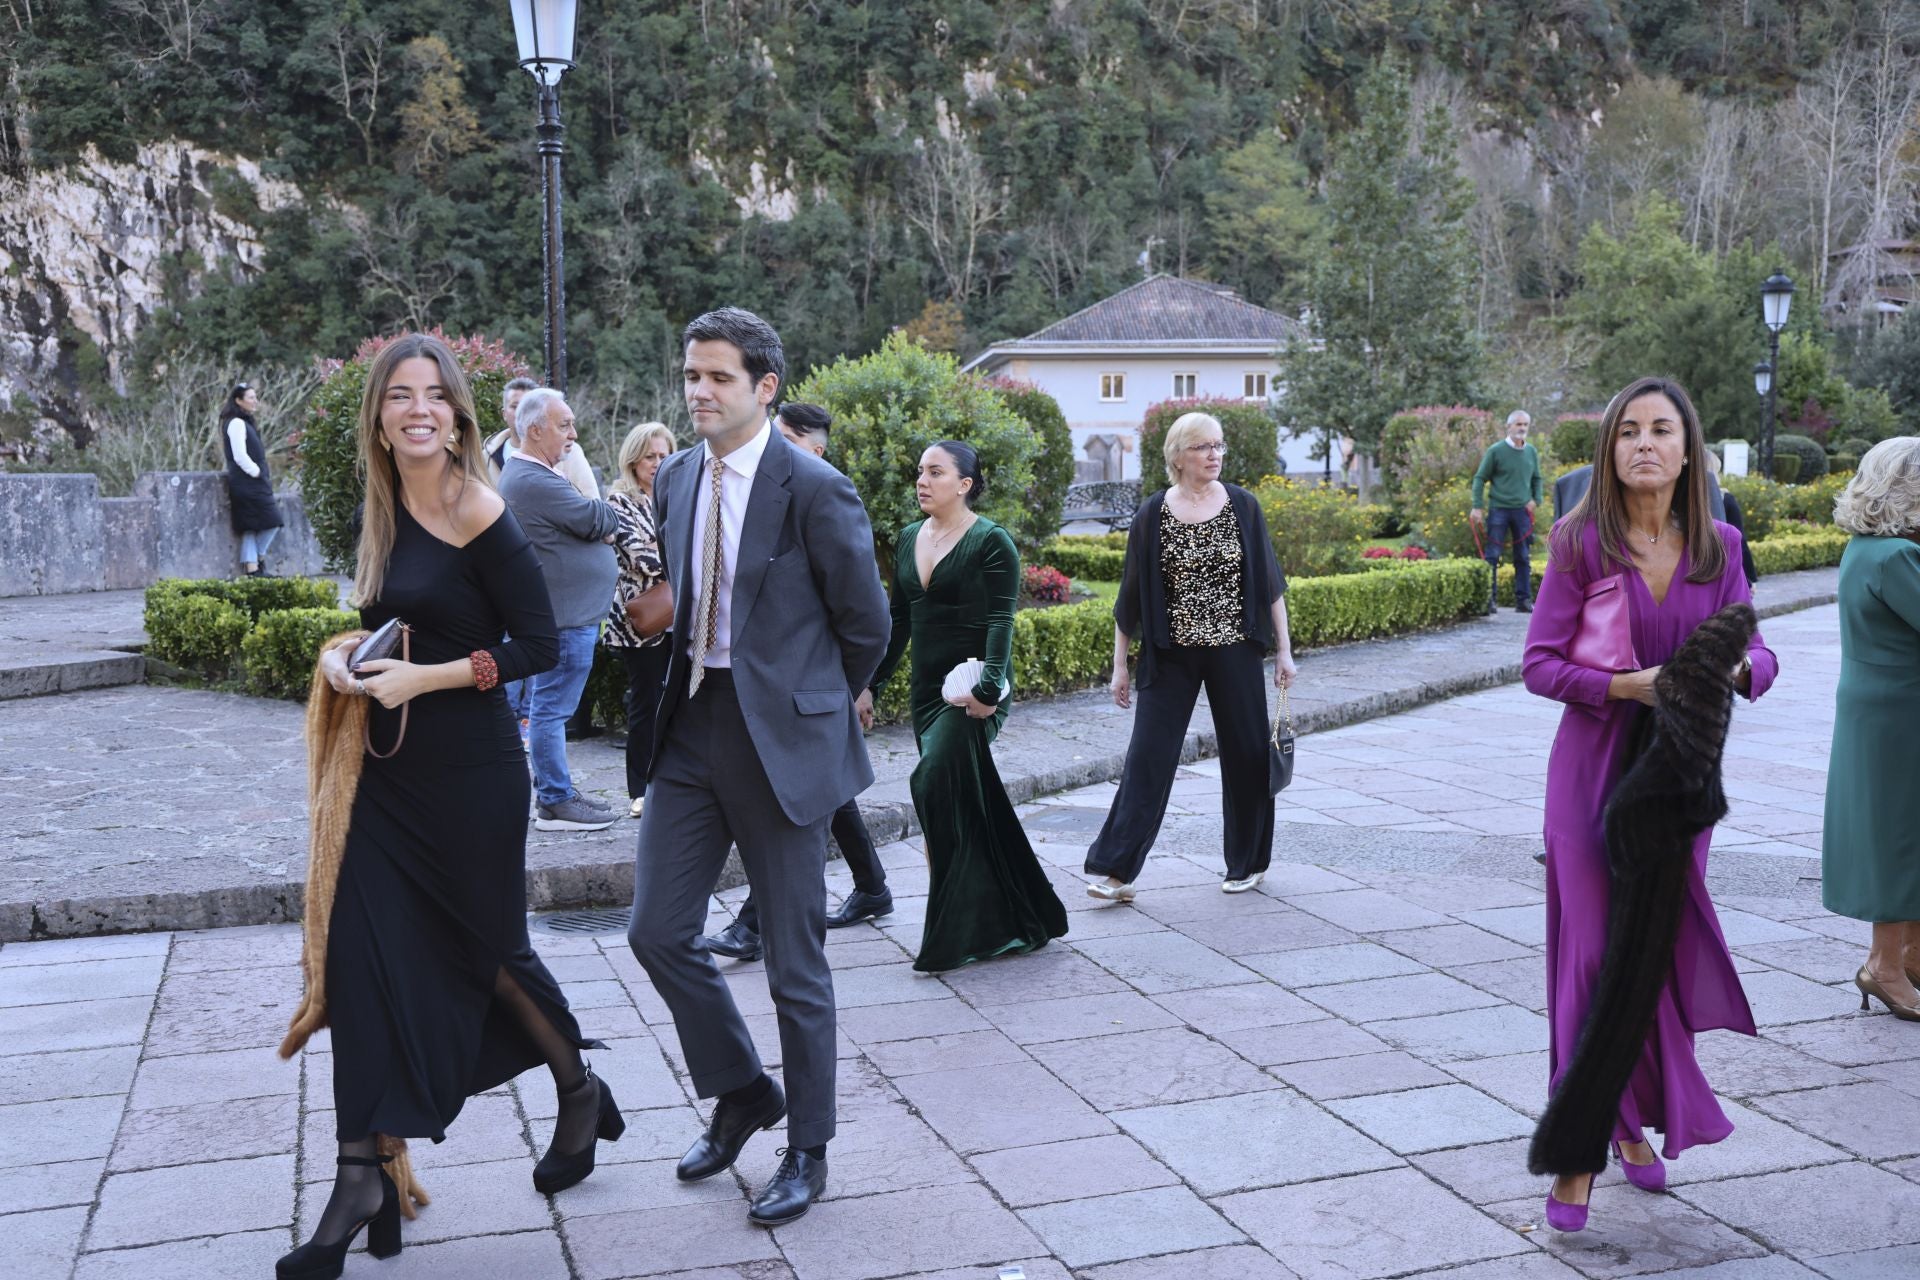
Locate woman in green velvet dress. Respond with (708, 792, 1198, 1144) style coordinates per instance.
(1821, 437, 1920, 1021)
(863, 441, 1069, 972)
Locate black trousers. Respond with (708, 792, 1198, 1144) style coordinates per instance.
(619, 640, 672, 802)
(1085, 639, 1275, 884)
(738, 799, 887, 935)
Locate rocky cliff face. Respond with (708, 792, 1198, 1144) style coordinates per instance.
(0, 142, 299, 442)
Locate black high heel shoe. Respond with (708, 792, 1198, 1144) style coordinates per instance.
(276, 1154, 402, 1279)
(533, 1068, 625, 1194)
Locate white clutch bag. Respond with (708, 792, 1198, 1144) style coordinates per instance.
(942, 658, 1010, 705)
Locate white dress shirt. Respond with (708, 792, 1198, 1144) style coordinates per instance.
(688, 419, 774, 670)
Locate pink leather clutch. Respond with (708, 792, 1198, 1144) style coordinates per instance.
(1569, 573, 1639, 672)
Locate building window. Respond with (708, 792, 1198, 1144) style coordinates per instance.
(1100, 373, 1126, 402)
(1244, 372, 1270, 401)
(1172, 372, 1197, 398)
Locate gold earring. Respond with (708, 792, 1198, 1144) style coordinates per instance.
(446, 434, 458, 455)
(380, 436, 392, 452)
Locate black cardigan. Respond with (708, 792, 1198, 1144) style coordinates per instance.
(1115, 484, 1287, 688)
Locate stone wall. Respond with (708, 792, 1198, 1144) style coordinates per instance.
(0, 471, 324, 596)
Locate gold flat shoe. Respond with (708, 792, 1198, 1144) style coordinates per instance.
(1086, 881, 1136, 902)
(1855, 966, 1920, 1022)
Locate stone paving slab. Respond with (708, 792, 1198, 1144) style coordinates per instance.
(5, 569, 1908, 1279)
(0, 567, 1838, 940)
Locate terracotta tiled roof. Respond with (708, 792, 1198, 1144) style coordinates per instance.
(1021, 275, 1304, 344)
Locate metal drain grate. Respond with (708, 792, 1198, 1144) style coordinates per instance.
(530, 908, 631, 936)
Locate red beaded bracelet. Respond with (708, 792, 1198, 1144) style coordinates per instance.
(469, 649, 500, 692)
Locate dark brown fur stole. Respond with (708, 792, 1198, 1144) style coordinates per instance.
(1527, 603, 1757, 1177)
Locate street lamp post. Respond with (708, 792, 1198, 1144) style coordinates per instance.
(510, 0, 579, 393)
(1759, 271, 1795, 480)
(1752, 361, 1772, 475)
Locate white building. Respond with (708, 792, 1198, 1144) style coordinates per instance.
(962, 274, 1321, 481)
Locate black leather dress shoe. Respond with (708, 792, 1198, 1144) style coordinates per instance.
(677, 1080, 786, 1182)
(748, 1147, 827, 1226)
(825, 889, 895, 929)
(703, 919, 762, 961)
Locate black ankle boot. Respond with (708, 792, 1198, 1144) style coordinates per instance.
(275, 1155, 402, 1279)
(533, 1068, 625, 1194)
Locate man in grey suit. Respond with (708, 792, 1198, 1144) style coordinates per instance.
(627, 308, 890, 1226)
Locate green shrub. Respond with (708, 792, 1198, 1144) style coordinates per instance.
(987, 378, 1075, 545)
(1040, 540, 1125, 582)
(1254, 477, 1373, 578)
(1778, 473, 1848, 526)
(1721, 476, 1782, 540)
(300, 330, 535, 570)
(1288, 559, 1490, 649)
(1548, 413, 1603, 465)
(1832, 453, 1859, 475)
(1772, 454, 1803, 483)
(793, 333, 1042, 567)
(1052, 532, 1130, 551)
(1138, 398, 1277, 495)
(1833, 385, 1901, 446)
(1378, 405, 1495, 506)
(146, 575, 338, 622)
(146, 592, 252, 676)
(1835, 436, 1875, 458)
(241, 608, 361, 700)
(1751, 527, 1849, 575)
(1771, 433, 1827, 480)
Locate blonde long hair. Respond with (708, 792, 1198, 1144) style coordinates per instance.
(611, 422, 674, 501)
(350, 334, 492, 607)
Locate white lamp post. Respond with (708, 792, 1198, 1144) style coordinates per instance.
(1758, 272, 1794, 480)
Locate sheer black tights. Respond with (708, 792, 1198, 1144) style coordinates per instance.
(308, 1136, 385, 1249)
(492, 966, 599, 1158)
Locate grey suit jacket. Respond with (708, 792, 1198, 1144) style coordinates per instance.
(650, 434, 891, 827)
(1553, 465, 1725, 524)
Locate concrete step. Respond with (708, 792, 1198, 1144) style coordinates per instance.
(0, 648, 146, 700)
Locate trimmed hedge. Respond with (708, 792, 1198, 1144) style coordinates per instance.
(1287, 559, 1490, 650)
(144, 576, 350, 689)
(1772, 433, 1828, 480)
(1052, 532, 1129, 551)
(1040, 540, 1125, 582)
(146, 593, 254, 676)
(241, 608, 362, 699)
(1751, 527, 1849, 575)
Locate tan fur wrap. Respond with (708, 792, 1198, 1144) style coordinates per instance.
(280, 633, 432, 1219)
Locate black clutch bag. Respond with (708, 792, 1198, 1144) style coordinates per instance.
(350, 617, 408, 672)
(1269, 684, 1295, 796)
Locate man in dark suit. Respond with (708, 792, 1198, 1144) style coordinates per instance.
(704, 402, 895, 963)
(626, 309, 890, 1226)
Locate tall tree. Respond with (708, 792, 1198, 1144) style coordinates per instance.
(1277, 59, 1483, 463)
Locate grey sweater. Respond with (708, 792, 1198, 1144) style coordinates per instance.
(499, 455, 620, 629)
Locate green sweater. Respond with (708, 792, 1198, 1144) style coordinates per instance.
(1472, 440, 1544, 509)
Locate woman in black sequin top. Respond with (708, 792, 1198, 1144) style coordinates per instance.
(1085, 411, 1295, 899)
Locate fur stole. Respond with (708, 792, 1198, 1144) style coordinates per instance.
(279, 632, 430, 1217)
(1527, 603, 1756, 1178)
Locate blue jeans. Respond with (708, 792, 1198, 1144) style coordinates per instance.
(1485, 507, 1533, 605)
(239, 526, 279, 564)
(529, 623, 599, 808)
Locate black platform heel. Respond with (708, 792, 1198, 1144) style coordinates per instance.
(533, 1068, 625, 1194)
(276, 1154, 402, 1279)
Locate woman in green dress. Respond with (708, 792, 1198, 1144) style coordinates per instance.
(1822, 436, 1920, 1021)
(862, 441, 1069, 972)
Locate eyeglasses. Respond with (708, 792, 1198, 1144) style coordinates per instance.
(1184, 442, 1229, 457)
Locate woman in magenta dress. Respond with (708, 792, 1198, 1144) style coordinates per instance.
(1522, 376, 1777, 1230)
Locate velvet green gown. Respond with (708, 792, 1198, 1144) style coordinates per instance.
(874, 517, 1068, 972)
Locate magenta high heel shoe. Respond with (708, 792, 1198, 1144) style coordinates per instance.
(1613, 1140, 1667, 1192)
(1544, 1184, 1589, 1233)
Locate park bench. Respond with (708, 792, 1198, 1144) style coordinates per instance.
(1061, 480, 1141, 531)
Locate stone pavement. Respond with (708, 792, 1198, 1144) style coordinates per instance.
(0, 567, 1841, 940)
(6, 601, 1920, 1279)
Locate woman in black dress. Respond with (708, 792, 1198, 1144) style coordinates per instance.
(282, 336, 618, 1280)
(220, 381, 285, 576)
